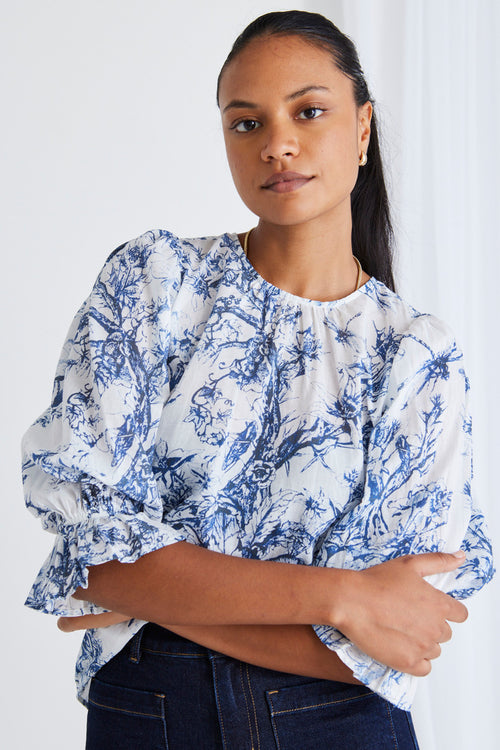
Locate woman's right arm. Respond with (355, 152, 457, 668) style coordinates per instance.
(75, 541, 468, 677)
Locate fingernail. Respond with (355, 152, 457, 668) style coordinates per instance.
(452, 550, 466, 559)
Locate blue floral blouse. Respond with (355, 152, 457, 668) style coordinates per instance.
(22, 230, 494, 710)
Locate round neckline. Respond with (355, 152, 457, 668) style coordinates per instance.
(226, 231, 375, 308)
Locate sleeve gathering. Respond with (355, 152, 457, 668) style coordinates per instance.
(22, 231, 190, 616)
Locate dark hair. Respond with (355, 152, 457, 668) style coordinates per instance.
(217, 10, 395, 291)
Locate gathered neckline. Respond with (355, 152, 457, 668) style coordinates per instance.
(226, 232, 375, 308)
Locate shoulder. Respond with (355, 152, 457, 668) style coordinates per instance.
(100, 230, 237, 283)
(363, 279, 467, 398)
(101, 229, 197, 277)
(91, 230, 238, 307)
(365, 278, 458, 352)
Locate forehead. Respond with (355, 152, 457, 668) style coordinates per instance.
(219, 34, 351, 104)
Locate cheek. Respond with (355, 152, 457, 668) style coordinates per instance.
(227, 152, 253, 193)
(320, 129, 359, 170)
(316, 138, 360, 198)
(228, 161, 245, 192)
(224, 141, 243, 179)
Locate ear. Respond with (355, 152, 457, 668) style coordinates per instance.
(358, 101, 372, 154)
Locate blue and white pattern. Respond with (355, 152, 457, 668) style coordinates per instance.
(22, 230, 494, 710)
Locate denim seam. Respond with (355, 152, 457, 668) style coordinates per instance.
(128, 625, 145, 663)
(239, 663, 255, 750)
(210, 657, 228, 749)
(87, 696, 164, 719)
(268, 703, 282, 750)
(156, 693, 170, 750)
(269, 691, 374, 716)
(385, 702, 399, 749)
(245, 664, 261, 750)
(141, 647, 206, 658)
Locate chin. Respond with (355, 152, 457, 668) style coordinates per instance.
(241, 198, 319, 227)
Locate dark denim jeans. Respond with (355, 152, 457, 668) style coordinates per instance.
(85, 623, 419, 749)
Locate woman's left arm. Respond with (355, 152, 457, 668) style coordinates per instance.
(311, 320, 494, 707)
(58, 613, 361, 683)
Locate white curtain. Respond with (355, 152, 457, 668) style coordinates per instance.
(311, 1, 499, 748)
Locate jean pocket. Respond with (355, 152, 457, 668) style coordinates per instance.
(266, 680, 401, 750)
(86, 677, 169, 750)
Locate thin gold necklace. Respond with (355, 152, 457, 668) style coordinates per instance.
(243, 228, 363, 292)
(353, 255, 363, 291)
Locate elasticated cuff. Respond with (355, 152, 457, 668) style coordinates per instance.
(25, 511, 189, 616)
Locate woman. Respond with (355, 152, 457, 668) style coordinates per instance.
(23, 10, 493, 749)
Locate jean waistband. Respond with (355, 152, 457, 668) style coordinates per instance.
(128, 622, 212, 664)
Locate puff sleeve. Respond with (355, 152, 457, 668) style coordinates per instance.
(313, 316, 494, 709)
(22, 230, 190, 616)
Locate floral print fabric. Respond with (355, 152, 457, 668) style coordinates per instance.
(22, 230, 493, 709)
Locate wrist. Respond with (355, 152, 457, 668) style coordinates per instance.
(297, 565, 352, 628)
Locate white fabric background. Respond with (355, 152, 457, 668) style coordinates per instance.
(1, 1, 497, 747)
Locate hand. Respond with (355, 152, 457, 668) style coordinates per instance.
(57, 611, 130, 632)
(334, 551, 468, 676)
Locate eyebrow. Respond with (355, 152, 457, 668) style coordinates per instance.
(222, 85, 331, 113)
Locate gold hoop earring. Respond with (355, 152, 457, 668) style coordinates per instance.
(359, 152, 368, 167)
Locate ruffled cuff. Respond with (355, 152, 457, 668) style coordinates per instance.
(25, 510, 190, 616)
(312, 624, 417, 711)
(447, 507, 495, 599)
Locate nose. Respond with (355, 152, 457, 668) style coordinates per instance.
(260, 122, 299, 162)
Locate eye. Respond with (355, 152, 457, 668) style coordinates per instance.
(232, 119, 261, 133)
(297, 107, 325, 120)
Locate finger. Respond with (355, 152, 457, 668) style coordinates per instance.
(446, 598, 468, 624)
(58, 612, 130, 632)
(58, 614, 113, 632)
(409, 550, 466, 577)
(426, 642, 442, 661)
(438, 621, 453, 644)
(410, 659, 432, 678)
(58, 616, 90, 632)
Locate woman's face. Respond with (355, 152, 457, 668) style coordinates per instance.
(218, 34, 372, 229)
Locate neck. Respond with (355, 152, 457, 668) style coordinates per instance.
(241, 214, 367, 302)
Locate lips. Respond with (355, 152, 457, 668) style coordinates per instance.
(261, 171, 313, 193)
